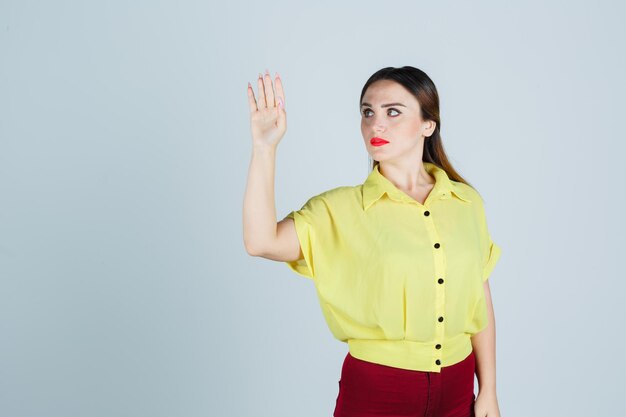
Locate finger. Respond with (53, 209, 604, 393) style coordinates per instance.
(275, 72, 285, 108)
(247, 82, 258, 113)
(257, 72, 267, 108)
(263, 69, 275, 108)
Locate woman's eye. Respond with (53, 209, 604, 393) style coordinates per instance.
(362, 108, 401, 117)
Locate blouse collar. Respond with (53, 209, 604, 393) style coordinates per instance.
(362, 162, 472, 211)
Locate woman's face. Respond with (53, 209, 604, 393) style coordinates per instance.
(360, 79, 434, 164)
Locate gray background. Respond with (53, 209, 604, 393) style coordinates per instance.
(2, 0, 625, 416)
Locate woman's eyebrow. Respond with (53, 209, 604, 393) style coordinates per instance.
(360, 102, 407, 108)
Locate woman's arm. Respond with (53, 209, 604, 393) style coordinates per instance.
(243, 143, 279, 255)
(242, 71, 301, 261)
(471, 280, 497, 392)
(470, 280, 501, 416)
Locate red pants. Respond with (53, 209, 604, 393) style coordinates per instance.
(334, 349, 476, 417)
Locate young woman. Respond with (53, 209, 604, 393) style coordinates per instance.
(243, 66, 502, 417)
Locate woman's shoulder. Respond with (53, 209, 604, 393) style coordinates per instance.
(320, 184, 360, 197)
(449, 180, 495, 225)
(308, 184, 360, 201)
(301, 185, 362, 214)
(449, 180, 484, 205)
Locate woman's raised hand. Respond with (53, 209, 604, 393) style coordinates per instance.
(247, 69, 286, 149)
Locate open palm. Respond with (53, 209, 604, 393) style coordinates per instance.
(247, 70, 287, 148)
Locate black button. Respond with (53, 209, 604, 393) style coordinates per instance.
(435, 359, 441, 365)
(438, 278, 444, 284)
(434, 243, 440, 248)
(424, 210, 430, 216)
(438, 316, 444, 322)
(435, 344, 441, 349)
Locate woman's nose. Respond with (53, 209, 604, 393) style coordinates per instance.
(373, 116, 386, 130)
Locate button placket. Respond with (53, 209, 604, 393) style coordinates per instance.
(422, 205, 446, 370)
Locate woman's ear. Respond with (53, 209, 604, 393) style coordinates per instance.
(424, 120, 436, 137)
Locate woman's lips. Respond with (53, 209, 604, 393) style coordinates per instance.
(370, 137, 389, 146)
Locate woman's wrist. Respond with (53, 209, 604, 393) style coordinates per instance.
(478, 384, 497, 396)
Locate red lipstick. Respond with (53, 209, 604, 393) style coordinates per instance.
(370, 137, 389, 146)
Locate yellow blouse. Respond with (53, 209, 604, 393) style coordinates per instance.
(283, 162, 502, 372)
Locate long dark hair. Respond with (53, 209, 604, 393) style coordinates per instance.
(360, 66, 474, 190)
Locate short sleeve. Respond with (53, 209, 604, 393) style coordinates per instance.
(477, 196, 502, 282)
(482, 234, 502, 282)
(282, 193, 332, 280)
